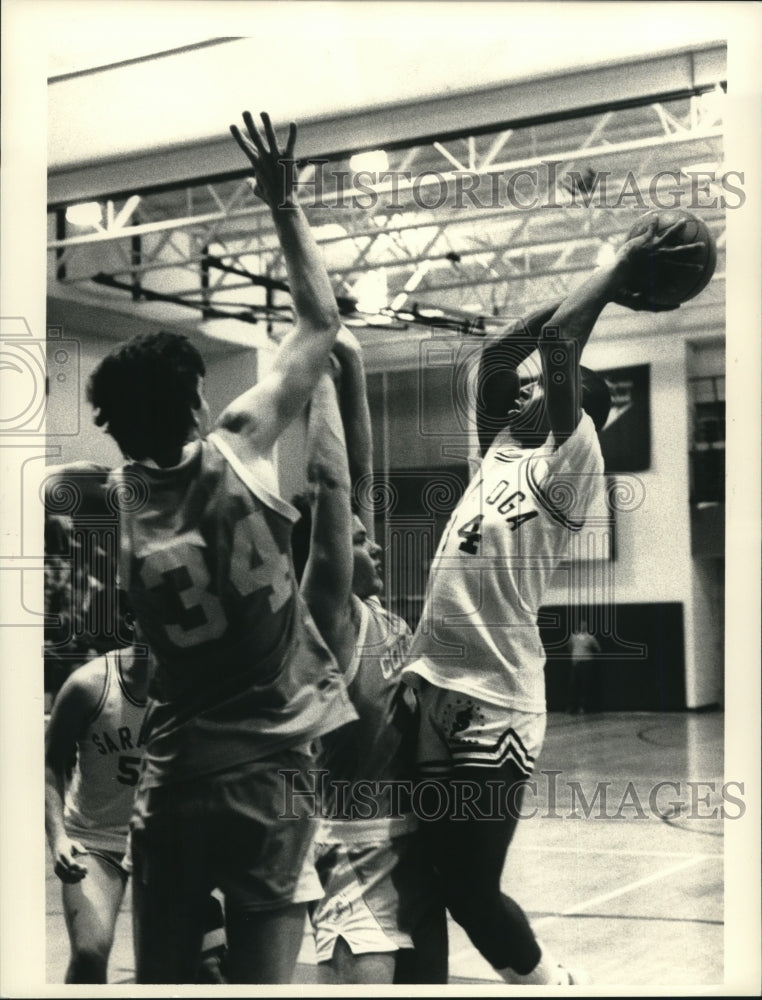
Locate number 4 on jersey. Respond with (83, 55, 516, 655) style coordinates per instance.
(458, 515, 483, 554)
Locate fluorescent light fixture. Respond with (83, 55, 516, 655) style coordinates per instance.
(697, 85, 725, 126)
(349, 149, 389, 174)
(66, 202, 102, 227)
(393, 310, 417, 323)
(353, 270, 388, 314)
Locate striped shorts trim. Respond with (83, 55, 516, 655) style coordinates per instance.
(414, 682, 546, 778)
(84, 847, 130, 881)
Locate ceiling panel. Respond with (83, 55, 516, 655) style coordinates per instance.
(46, 2, 727, 168)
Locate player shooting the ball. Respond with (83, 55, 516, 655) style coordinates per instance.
(400, 218, 706, 986)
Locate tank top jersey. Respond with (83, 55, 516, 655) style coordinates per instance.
(64, 651, 147, 853)
(110, 432, 356, 786)
(319, 595, 418, 825)
(403, 413, 605, 712)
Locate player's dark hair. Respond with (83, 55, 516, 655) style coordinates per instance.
(580, 366, 612, 432)
(86, 332, 206, 461)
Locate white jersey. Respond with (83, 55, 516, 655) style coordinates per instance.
(403, 414, 605, 712)
(64, 651, 147, 853)
(318, 595, 417, 828)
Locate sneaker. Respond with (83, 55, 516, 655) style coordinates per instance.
(558, 964, 591, 985)
(198, 945, 228, 984)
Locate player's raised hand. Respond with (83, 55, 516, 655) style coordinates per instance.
(230, 111, 297, 210)
(616, 219, 706, 270)
(611, 218, 707, 312)
(53, 835, 89, 884)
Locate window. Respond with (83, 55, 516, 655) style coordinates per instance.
(689, 375, 725, 504)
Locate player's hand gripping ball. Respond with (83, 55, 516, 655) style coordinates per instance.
(618, 209, 717, 309)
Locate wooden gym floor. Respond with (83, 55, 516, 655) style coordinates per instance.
(45, 710, 729, 991)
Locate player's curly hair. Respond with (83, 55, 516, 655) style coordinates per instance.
(86, 332, 206, 462)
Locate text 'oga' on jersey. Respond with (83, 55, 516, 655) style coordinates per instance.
(64, 651, 147, 853)
(319, 596, 418, 820)
(404, 413, 605, 713)
(111, 432, 356, 786)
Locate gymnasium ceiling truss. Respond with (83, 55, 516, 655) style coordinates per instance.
(48, 90, 727, 339)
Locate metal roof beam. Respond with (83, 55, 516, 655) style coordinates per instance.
(48, 44, 726, 207)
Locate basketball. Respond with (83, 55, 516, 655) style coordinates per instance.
(623, 209, 717, 306)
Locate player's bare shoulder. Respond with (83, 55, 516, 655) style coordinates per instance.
(51, 654, 110, 717)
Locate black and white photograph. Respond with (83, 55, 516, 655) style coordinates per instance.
(0, 1, 760, 994)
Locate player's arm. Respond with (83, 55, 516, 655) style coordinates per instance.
(215, 112, 341, 463)
(537, 272, 618, 442)
(539, 218, 704, 441)
(331, 327, 375, 542)
(300, 371, 357, 672)
(476, 299, 563, 456)
(44, 663, 102, 883)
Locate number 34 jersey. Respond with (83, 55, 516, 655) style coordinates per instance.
(111, 432, 356, 786)
(403, 414, 605, 713)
